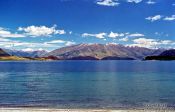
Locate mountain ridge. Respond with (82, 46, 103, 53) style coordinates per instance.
(0, 48, 10, 57)
(45, 44, 165, 60)
(3, 49, 48, 58)
(0, 44, 168, 60)
(159, 49, 175, 57)
(145, 49, 175, 60)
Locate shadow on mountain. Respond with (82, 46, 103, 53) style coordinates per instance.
(145, 49, 175, 60)
(66, 56, 99, 60)
(101, 56, 135, 60)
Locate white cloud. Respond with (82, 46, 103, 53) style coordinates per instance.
(128, 33, 144, 37)
(46, 40, 66, 44)
(146, 15, 162, 22)
(160, 40, 174, 45)
(133, 38, 158, 48)
(108, 32, 124, 38)
(21, 48, 35, 52)
(146, 15, 175, 22)
(69, 31, 72, 34)
(65, 41, 76, 46)
(129, 38, 175, 48)
(119, 37, 129, 42)
(18, 25, 66, 37)
(82, 32, 145, 40)
(45, 39, 76, 46)
(96, 0, 120, 6)
(0, 38, 11, 42)
(21, 48, 47, 52)
(0, 27, 25, 38)
(82, 32, 106, 39)
(146, 0, 156, 4)
(0, 38, 59, 50)
(106, 42, 118, 45)
(127, 0, 142, 3)
(163, 15, 175, 21)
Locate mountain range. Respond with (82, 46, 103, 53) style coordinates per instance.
(145, 49, 175, 60)
(0, 44, 168, 60)
(159, 49, 175, 57)
(45, 44, 165, 60)
(0, 48, 10, 56)
(3, 49, 48, 58)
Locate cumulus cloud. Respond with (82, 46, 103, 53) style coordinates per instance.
(82, 32, 145, 40)
(18, 25, 66, 37)
(128, 33, 144, 37)
(146, 0, 156, 4)
(127, 0, 142, 3)
(130, 38, 175, 48)
(146, 15, 175, 22)
(82, 32, 106, 39)
(133, 38, 159, 48)
(0, 26, 74, 50)
(0, 27, 25, 38)
(163, 15, 175, 21)
(96, 0, 120, 6)
(108, 32, 124, 38)
(146, 15, 162, 22)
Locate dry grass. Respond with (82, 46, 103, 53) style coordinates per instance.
(0, 56, 54, 61)
(0, 56, 29, 61)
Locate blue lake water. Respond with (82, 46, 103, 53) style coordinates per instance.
(0, 60, 175, 109)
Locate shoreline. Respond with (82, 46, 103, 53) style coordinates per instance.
(0, 108, 175, 112)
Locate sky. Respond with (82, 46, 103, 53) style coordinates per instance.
(0, 0, 175, 51)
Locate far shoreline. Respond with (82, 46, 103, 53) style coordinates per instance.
(0, 59, 175, 61)
(0, 108, 175, 112)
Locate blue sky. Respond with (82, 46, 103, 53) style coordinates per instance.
(0, 0, 175, 51)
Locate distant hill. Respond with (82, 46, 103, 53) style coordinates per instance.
(159, 49, 175, 56)
(45, 44, 164, 60)
(0, 48, 60, 61)
(3, 49, 48, 58)
(0, 48, 10, 57)
(145, 49, 175, 60)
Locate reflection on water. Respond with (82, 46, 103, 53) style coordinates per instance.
(0, 61, 175, 109)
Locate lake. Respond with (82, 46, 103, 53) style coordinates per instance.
(0, 60, 175, 109)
